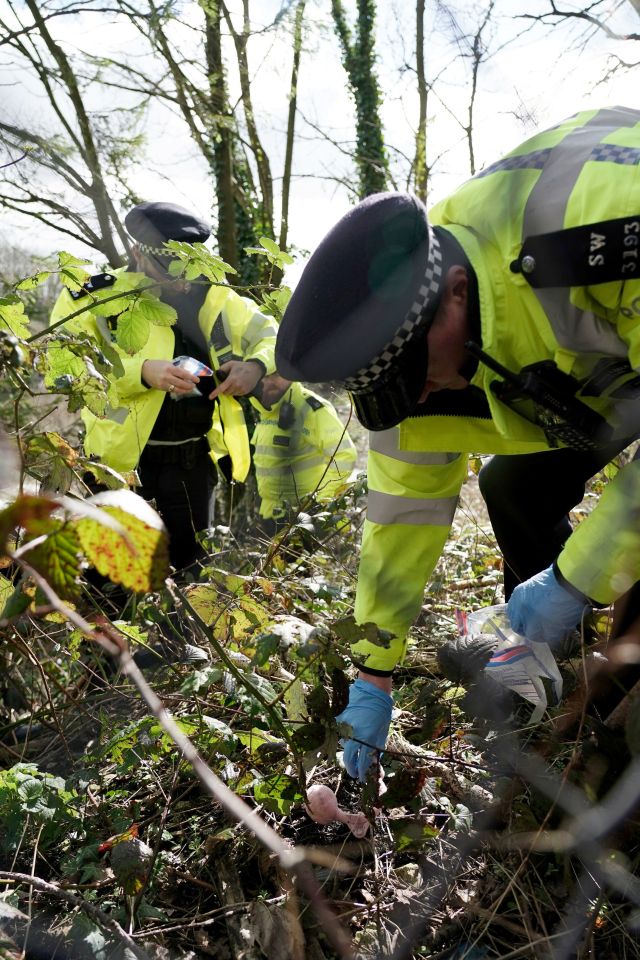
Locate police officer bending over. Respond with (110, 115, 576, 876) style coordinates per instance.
(276, 106, 640, 780)
(51, 202, 276, 572)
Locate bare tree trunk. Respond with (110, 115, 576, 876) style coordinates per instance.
(24, 0, 126, 264)
(221, 0, 274, 239)
(465, 1, 495, 176)
(413, 0, 428, 202)
(274, 0, 306, 285)
(204, 0, 239, 271)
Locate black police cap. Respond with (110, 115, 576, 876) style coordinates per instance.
(275, 192, 444, 431)
(124, 202, 211, 261)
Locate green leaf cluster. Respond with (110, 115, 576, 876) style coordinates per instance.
(0, 763, 80, 851)
(165, 240, 237, 283)
(244, 236, 294, 270)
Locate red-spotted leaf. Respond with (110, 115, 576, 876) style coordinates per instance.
(74, 490, 169, 592)
(109, 837, 153, 896)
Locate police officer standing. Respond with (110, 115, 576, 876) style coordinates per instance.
(252, 373, 357, 532)
(275, 106, 640, 779)
(51, 202, 277, 573)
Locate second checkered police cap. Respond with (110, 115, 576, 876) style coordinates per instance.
(125, 202, 211, 263)
(275, 192, 444, 430)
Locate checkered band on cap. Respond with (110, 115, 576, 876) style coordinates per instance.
(138, 240, 174, 258)
(343, 225, 442, 392)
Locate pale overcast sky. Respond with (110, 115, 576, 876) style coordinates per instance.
(0, 0, 637, 285)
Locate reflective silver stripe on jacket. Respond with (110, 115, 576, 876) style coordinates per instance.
(367, 490, 458, 526)
(255, 454, 329, 476)
(370, 427, 461, 466)
(522, 107, 639, 356)
(242, 309, 278, 348)
(147, 436, 204, 447)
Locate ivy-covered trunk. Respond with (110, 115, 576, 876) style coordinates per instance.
(331, 0, 389, 198)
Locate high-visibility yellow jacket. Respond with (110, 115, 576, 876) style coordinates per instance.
(50, 277, 277, 482)
(252, 383, 357, 519)
(352, 106, 640, 673)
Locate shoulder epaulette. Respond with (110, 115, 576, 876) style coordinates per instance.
(68, 272, 117, 301)
(305, 394, 324, 412)
(510, 215, 639, 288)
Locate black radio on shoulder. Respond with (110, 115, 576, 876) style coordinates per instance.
(278, 399, 296, 430)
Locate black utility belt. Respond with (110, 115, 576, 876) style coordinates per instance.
(141, 436, 210, 467)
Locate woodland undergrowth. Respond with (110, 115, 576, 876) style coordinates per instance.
(0, 249, 638, 960)
(1, 477, 638, 960)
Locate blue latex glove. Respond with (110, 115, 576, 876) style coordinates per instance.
(507, 565, 590, 648)
(335, 678, 393, 781)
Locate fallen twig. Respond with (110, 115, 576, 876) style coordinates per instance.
(0, 870, 151, 960)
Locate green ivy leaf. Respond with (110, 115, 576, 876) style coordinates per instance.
(74, 489, 169, 592)
(69, 916, 108, 960)
(250, 633, 280, 667)
(331, 615, 393, 649)
(387, 817, 439, 852)
(253, 773, 303, 815)
(199, 715, 237, 756)
(179, 666, 223, 695)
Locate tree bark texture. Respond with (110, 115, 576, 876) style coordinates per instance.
(331, 0, 388, 198)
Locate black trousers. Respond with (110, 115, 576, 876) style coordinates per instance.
(478, 441, 640, 638)
(138, 439, 217, 573)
